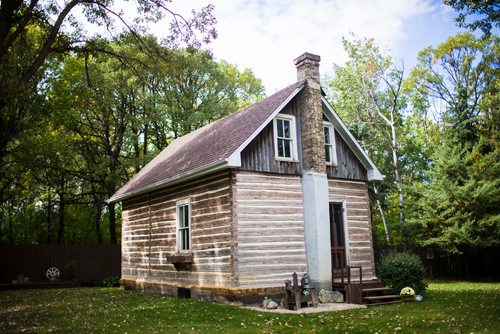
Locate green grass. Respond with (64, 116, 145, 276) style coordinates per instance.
(0, 282, 499, 333)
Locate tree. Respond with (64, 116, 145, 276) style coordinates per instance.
(149, 48, 264, 145)
(0, 33, 265, 245)
(443, 0, 500, 36)
(406, 32, 499, 253)
(0, 0, 216, 203)
(328, 36, 412, 249)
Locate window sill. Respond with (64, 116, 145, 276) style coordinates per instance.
(168, 253, 194, 264)
(275, 158, 299, 163)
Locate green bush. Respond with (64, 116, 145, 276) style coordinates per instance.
(378, 252, 427, 295)
(102, 276, 120, 287)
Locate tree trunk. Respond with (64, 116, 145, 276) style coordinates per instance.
(109, 202, 117, 244)
(389, 112, 407, 250)
(373, 185, 392, 247)
(95, 200, 103, 244)
(47, 194, 52, 244)
(8, 214, 13, 244)
(57, 176, 65, 244)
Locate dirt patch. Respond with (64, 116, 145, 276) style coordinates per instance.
(242, 302, 366, 314)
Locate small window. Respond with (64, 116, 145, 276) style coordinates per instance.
(324, 121, 337, 165)
(176, 199, 191, 252)
(273, 114, 298, 161)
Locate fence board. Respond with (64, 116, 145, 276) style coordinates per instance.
(0, 244, 121, 284)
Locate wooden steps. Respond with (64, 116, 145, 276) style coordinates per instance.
(362, 287, 392, 293)
(367, 299, 403, 307)
(333, 279, 403, 306)
(362, 287, 402, 306)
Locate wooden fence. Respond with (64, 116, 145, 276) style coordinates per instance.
(0, 244, 121, 284)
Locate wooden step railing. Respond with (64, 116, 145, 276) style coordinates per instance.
(331, 249, 364, 304)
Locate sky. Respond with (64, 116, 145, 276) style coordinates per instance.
(161, 0, 465, 93)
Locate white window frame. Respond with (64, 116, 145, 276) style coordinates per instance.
(176, 198, 192, 253)
(324, 121, 337, 166)
(273, 114, 298, 162)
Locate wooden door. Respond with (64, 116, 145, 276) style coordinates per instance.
(330, 203, 346, 271)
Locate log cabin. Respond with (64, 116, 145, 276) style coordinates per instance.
(109, 53, 383, 302)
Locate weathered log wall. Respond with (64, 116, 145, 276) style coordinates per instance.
(328, 178, 376, 279)
(232, 171, 308, 287)
(121, 171, 234, 291)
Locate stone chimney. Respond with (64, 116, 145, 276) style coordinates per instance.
(294, 52, 325, 174)
(294, 52, 321, 87)
(295, 52, 332, 291)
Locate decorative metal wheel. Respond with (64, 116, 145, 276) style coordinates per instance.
(46, 267, 60, 280)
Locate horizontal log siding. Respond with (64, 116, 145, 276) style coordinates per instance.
(328, 178, 376, 279)
(121, 171, 235, 289)
(240, 99, 302, 175)
(233, 171, 307, 287)
(326, 130, 367, 180)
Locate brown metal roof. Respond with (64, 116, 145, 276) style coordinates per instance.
(110, 81, 305, 202)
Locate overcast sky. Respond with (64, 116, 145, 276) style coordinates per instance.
(161, 0, 463, 93)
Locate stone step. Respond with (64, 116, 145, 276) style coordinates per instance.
(366, 299, 402, 307)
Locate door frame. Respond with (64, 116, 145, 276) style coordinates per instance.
(330, 199, 350, 266)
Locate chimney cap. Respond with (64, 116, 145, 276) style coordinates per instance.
(293, 52, 321, 66)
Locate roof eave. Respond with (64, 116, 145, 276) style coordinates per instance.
(108, 160, 230, 203)
(321, 96, 384, 182)
(226, 85, 304, 165)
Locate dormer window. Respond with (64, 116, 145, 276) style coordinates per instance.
(273, 114, 298, 161)
(324, 121, 337, 165)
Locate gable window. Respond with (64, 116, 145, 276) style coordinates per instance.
(324, 121, 337, 165)
(273, 114, 298, 161)
(176, 199, 191, 252)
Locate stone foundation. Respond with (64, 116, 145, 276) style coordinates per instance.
(120, 278, 286, 304)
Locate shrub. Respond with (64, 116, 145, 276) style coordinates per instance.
(102, 276, 120, 287)
(64, 260, 76, 282)
(378, 252, 427, 294)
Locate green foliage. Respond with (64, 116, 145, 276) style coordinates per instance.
(0, 33, 265, 245)
(327, 35, 427, 248)
(1, 284, 499, 333)
(443, 0, 500, 36)
(102, 276, 120, 287)
(378, 252, 427, 295)
(406, 33, 500, 253)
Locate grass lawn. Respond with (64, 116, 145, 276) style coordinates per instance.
(0, 282, 499, 333)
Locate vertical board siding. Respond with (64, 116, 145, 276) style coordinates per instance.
(326, 130, 367, 180)
(241, 98, 367, 182)
(240, 99, 303, 175)
(233, 171, 307, 287)
(0, 245, 120, 283)
(328, 178, 376, 279)
(121, 171, 234, 288)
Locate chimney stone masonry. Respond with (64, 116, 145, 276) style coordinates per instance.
(294, 53, 325, 174)
(294, 52, 321, 86)
(295, 52, 332, 291)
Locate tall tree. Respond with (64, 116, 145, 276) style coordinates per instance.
(406, 32, 499, 253)
(328, 37, 411, 249)
(0, 35, 263, 243)
(0, 0, 216, 203)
